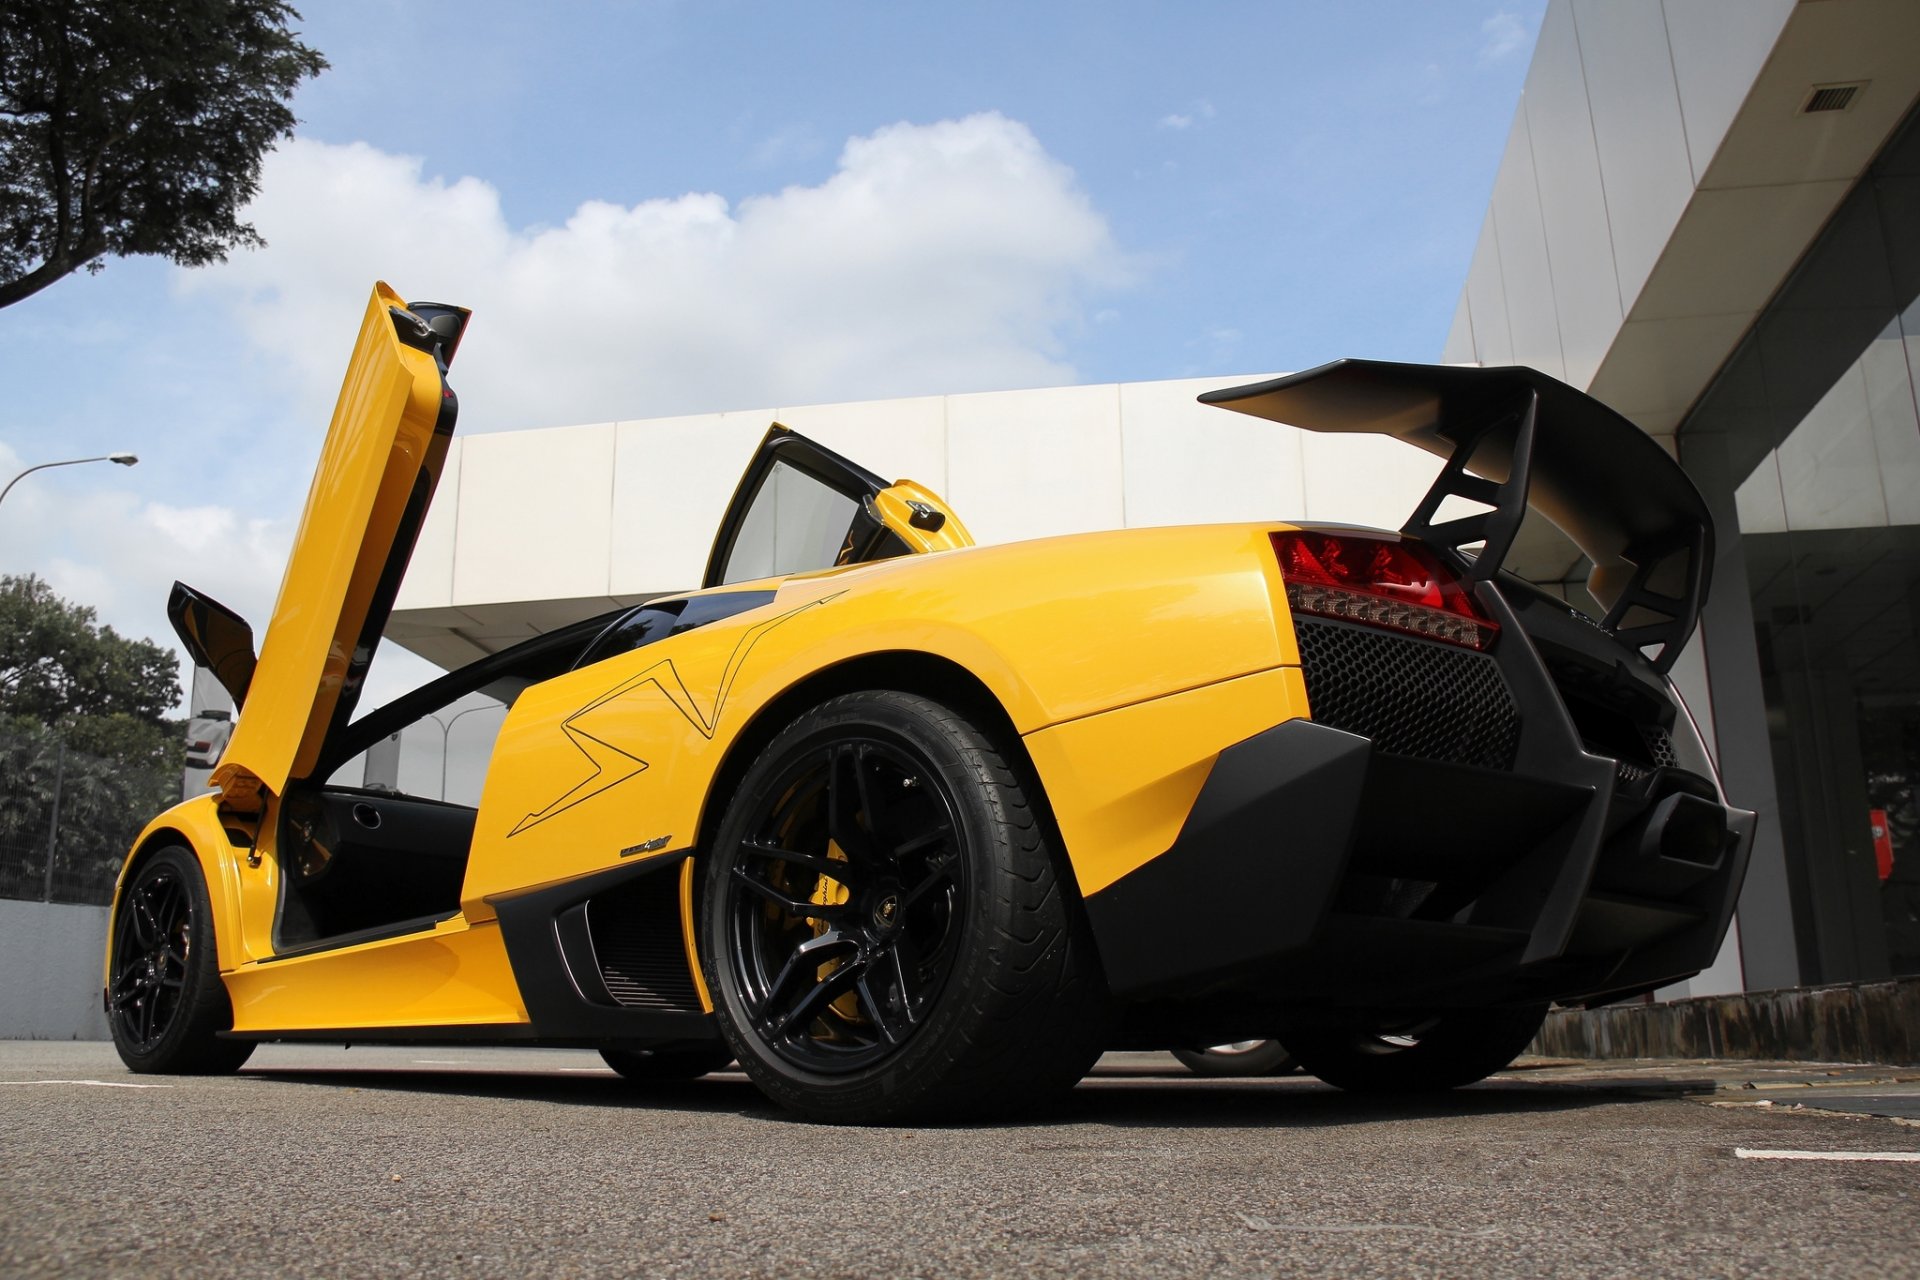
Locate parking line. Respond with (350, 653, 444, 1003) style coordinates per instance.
(0, 1079, 172, 1089)
(1735, 1148, 1920, 1163)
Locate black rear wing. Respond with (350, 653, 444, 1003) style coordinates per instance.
(1200, 359, 1713, 673)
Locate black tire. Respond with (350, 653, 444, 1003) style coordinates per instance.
(107, 846, 253, 1075)
(1171, 1040, 1300, 1077)
(701, 690, 1105, 1124)
(600, 1044, 735, 1081)
(1283, 1005, 1548, 1093)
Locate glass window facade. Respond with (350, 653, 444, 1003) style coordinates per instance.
(1684, 105, 1920, 983)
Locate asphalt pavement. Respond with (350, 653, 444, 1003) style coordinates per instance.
(3, 1041, 1917, 1278)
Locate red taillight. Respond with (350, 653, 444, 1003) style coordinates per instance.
(1271, 530, 1499, 650)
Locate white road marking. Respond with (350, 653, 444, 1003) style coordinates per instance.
(557, 1067, 616, 1073)
(410, 1059, 469, 1066)
(1735, 1148, 1920, 1163)
(0, 1079, 172, 1089)
(1236, 1213, 1500, 1238)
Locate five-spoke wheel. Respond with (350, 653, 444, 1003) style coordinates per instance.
(107, 847, 252, 1074)
(722, 735, 966, 1074)
(702, 690, 1103, 1124)
(109, 859, 191, 1052)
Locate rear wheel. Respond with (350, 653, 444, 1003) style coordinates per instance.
(107, 846, 253, 1075)
(1283, 1005, 1548, 1093)
(702, 690, 1104, 1124)
(1172, 1040, 1300, 1077)
(600, 1044, 734, 1081)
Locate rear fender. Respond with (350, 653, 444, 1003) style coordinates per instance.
(465, 522, 1299, 913)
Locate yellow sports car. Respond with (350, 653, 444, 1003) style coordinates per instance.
(106, 283, 1754, 1123)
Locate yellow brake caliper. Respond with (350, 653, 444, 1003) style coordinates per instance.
(811, 842, 863, 1028)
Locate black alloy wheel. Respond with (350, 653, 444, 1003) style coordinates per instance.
(724, 733, 966, 1074)
(703, 690, 1105, 1124)
(1282, 1004, 1549, 1093)
(108, 846, 253, 1074)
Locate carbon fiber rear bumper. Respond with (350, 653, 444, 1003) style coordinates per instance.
(1082, 716, 1756, 1012)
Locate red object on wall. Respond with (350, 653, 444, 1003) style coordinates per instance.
(1869, 809, 1894, 882)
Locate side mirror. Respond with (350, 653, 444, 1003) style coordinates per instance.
(167, 582, 258, 711)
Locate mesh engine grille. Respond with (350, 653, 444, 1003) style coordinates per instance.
(585, 873, 704, 1013)
(1296, 618, 1521, 770)
(1642, 725, 1677, 768)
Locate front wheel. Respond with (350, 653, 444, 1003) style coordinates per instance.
(1283, 1005, 1548, 1093)
(107, 846, 253, 1074)
(701, 690, 1105, 1124)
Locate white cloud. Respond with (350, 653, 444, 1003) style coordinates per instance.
(0, 439, 295, 712)
(1157, 100, 1216, 131)
(184, 113, 1130, 433)
(747, 124, 827, 169)
(6, 113, 1130, 713)
(1478, 12, 1529, 63)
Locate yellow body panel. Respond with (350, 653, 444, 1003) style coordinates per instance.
(223, 917, 526, 1032)
(463, 521, 1299, 911)
(214, 283, 451, 804)
(1025, 666, 1314, 895)
(106, 797, 254, 980)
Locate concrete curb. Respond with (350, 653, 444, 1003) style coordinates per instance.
(1535, 977, 1920, 1067)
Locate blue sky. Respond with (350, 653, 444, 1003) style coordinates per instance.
(0, 0, 1543, 700)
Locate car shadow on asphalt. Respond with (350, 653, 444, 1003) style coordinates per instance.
(238, 1062, 1718, 1129)
(1051, 1074, 1712, 1130)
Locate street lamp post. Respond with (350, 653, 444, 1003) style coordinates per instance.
(428, 703, 503, 801)
(0, 453, 139, 511)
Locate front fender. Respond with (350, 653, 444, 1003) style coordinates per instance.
(104, 794, 256, 984)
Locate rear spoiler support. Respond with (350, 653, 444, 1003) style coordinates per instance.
(1401, 391, 1536, 585)
(1199, 359, 1715, 674)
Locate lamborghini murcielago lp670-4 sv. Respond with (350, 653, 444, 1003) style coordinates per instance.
(106, 283, 1754, 1123)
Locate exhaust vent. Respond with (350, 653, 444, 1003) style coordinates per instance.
(1802, 83, 1864, 114)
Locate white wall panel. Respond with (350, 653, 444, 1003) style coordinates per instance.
(1464, 213, 1514, 366)
(1442, 294, 1476, 364)
(943, 384, 1124, 545)
(1524, 0, 1623, 389)
(1588, 312, 1754, 423)
(1489, 110, 1567, 380)
(1662, 0, 1796, 187)
(1571, 0, 1698, 311)
(774, 394, 948, 493)
(609, 410, 772, 595)
(1630, 181, 1855, 321)
(394, 439, 460, 611)
(1298, 433, 1443, 532)
(453, 422, 617, 606)
(1118, 376, 1305, 528)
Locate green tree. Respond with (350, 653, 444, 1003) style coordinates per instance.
(0, 574, 182, 901)
(0, 0, 326, 309)
(0, 574, 178, 720)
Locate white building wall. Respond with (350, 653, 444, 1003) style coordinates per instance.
(1446, 0, 1920, 436)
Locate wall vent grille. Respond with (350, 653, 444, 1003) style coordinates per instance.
(1802, 83, 1863, 114)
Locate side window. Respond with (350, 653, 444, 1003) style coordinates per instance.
(324, 691, 507, 807)
(719, 459, 865, 585)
